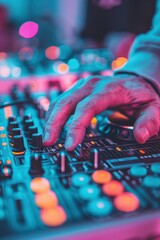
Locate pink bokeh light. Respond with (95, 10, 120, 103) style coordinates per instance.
(19, 21, 38, 39)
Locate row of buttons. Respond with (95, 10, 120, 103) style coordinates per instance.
(30, 177, 67, 227)
(71, 170, 140, 217)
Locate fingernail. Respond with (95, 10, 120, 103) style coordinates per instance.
(65, 136, 74, 149)
(138, 127, 150, 142)
(43, 132, 50, 142)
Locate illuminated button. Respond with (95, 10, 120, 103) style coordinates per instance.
(116, 147, 121, 151)
(40, 206, 67, 226)
(0, 127, 4, 131)
(0, 134, 6, 138)
(6, 160, 11, 165)
(90, 141, 95, 145)
(114, 192, 140, 212)
(2, 142, 7, 146)
(92, 170, 112, 184)
(30, 177, 50, 193)
(58, 143, 63, 148)
(151, 163, 160, 174)
(79, 185, 100, 201)
(71, 173, 90, 187)
(35, 190, 58, 209)
(143, 176, 160, 188)
(91, 117, 97, 124)
(102, 180, 124, 197)
(87, 198, 112, 217)
(130, 166, 147, 177)
(139, 149, 145, 154)
(89, 133, 93, 137)
(2, 166, 12, 177)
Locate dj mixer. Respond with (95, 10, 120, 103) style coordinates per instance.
(0, 75, 160, 240)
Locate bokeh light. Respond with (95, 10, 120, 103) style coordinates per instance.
(45, 46, 60, 60)
(12, 67, 21, 77)
(0, 66, 11, 77)
(0, 52, 7, 61)
(19, 47, 34, 60)
(53, 62, 69, 74)
(19, 21, 39, 39)
(68, 58, 80, 70)
(111, 57, 128, 70)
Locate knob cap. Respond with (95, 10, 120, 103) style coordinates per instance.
(8, 121, 19, 137)
(23, 114, 31, 124)
(7, 116, 16, 131)
(31, 133, 43, 150)
(28, 126, 38, 139)
(29, 154, 44, 175)
(24, 119, 34, 132)
(12, 135, 25, 153)
(10, 128, 22, 145)
(12, 128, 22, 137)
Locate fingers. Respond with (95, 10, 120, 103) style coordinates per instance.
(133, 103, 160, 143)
(43, 79, 91, 146)
(64, 89, 122, 150)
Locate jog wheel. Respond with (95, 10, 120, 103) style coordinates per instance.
(99, 111, 135, 141)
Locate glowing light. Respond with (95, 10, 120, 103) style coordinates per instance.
(38, 97, 50, 111)
(71, 173, 90, 187)
(0, 52, 7, 60)
(91, 117, 97, 124)
(57, 63, 69, 74)
(68, 58, 80, 70)
(19, 47, 34, 60)
(4, 106, 13, 118)
(53, 62, 69, 74)
(87, 198, 112, 217)
(0, 66, 11, 77)
(12, 67, 21, 77)
(40, 206, 67, 226)
(92, 170, 112, 184)
(111, 57, 128, 70)
(19, 21, 38, 39)
(35, 190, 58, 209)
(114, 192, 140, 212)
(6, 160, 11, 164)
(2, 142, 7, 146)
(30, 177, 50, 193)
(102, 180, 124, 197)
(45, 46, 60, 60)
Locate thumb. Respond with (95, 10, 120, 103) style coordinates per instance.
(133, 104, 160, 144)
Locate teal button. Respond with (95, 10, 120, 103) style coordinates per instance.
(151, 164, 160, 174)
(87, 198, 112, 217)
(71, 173, 90, 187)
(143, 175, 160, 188)
(130, 166, 147, 177)
(79, 185, 100, 201)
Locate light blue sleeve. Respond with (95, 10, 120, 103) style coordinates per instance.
(115, 0, 160, 94)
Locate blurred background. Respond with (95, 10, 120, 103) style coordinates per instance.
(0, 0, 156, 79)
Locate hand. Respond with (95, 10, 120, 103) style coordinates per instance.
(43, 74, 160, 150)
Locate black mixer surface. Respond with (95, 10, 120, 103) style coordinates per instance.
(0, 85, 160, 240)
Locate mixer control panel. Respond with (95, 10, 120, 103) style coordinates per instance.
(0, 84, 160, 240)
